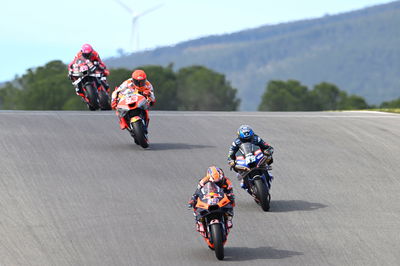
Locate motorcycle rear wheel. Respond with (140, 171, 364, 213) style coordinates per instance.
(210, 223, 224, 260)
(131, 121, 149, 148)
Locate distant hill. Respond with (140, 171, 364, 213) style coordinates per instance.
(106, 1, 400, 110)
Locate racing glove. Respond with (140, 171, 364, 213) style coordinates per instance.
(111, 99, 118, 110)
(187, 200, 195, 209)
(227, 193, 235, 206)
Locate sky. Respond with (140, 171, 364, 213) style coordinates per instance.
(0, 0, 395, 81)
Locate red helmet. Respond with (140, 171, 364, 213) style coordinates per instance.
(132, 69, 147, 87)
(206, 166, 225, 183)
(81, 44, 93, 59)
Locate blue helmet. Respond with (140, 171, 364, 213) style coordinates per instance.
(237, 125, 254, 140)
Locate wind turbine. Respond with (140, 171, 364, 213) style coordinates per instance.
(113, 0, 164, 53)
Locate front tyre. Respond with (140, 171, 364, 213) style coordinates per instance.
(254, 178, 270, 211)
(85, 84, 99, 111)
(131, 121, 149, 148)
(210, 223, 224, 260)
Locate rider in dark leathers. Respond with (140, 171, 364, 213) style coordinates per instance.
(188, 166, 235, 234)
(227, 125, 274, 189)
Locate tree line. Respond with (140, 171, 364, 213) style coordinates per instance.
(0, 60, 240, 111)
(0, 60, 398, 111)
(259, 80, 371, 111)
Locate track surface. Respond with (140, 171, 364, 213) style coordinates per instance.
(0, 111, 400, 266)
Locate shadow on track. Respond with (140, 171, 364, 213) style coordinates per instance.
(98, 142, 214, 151)
(237, 199, 327, 213)
(148, 142, 215, 151)
(271, 200, 327, 212)
(224, 246, 303, 261)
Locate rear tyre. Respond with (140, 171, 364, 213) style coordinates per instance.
(99, 90, 111, 110)
(254, 178, 270, 211)
(210, 223, 224, 260)
(131, 121, 149, 148)
(85, 84, 99, 111)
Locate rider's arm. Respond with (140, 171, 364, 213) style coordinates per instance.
(188, 179, 206, 207)
(112, 81, 128, 99)
(223, 179, 235, 205)
(255, 135, 274, 154)
(228, 139, 241, 161)
(92, 51, 107, 69)
(144, 82, 156, 104)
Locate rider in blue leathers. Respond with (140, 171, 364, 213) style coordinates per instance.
(227, 125, 274, 189)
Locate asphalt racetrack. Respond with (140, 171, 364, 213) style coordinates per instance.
(0, 111, 399, 266)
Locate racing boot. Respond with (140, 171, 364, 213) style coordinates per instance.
(267, 172, 273, 189)
(226, 213, 233, 229)
(240, 180, 252, 195)
(101, 79, 110, 93)
(119, 117, 129, 130)
(196, 221, 206, 237)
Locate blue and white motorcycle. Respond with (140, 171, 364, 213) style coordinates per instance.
(234, 143, 273, 211)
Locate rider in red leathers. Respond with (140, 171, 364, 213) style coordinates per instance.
(68, 44, 110, 93)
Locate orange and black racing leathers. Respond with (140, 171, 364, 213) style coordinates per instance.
(188, 175, 235, 213)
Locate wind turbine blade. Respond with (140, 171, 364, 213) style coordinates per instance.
(113, 0, 134, 14)
(136, 3, 164, 17)
(130, 18, 139, 52)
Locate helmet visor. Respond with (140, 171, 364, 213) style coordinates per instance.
(82, 52, 91, 59)
(133, 79, 146, 87)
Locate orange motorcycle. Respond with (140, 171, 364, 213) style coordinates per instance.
(115, 89, 150, 148)
(193, 182, 234, 260)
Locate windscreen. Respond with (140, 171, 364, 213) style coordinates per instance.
(238, 142, 256, 156)
(201, 182, 221, 195)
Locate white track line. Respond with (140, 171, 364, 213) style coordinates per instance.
(0, 111, 398, 118)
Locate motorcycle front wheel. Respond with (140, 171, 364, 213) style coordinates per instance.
(85, 84, 99, 111)
(210, 223, 224, 260)
(131, 121, 149, 148)
(99, 89, 111, 110)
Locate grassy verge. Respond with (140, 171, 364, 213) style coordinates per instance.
(366, 109, 400, 114)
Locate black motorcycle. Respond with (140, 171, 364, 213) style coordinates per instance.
(234, 143, 273, 211)
(70, 58, 111, 111)
(193, 182, 234, 260)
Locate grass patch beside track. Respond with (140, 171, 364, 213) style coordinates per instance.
(366, 108, 400, 114)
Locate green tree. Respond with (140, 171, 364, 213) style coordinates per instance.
(311, 82, 341, 110)
(380, 97, 400, 108)
(0, 60, 83, 110)
(176, 65, 240, 111)
(140, 65, 178, 110)
(337, 91, 369, 110)
(258, 80, 314, 111)
(342, 94, 369, 109)
(1, 61, 241, 111)
(0, 82, 21, 109)
(258, 79, 370, 111)
(107, 68, 132, 92)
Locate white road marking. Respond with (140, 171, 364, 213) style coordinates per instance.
(0, 111, 398, 118)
